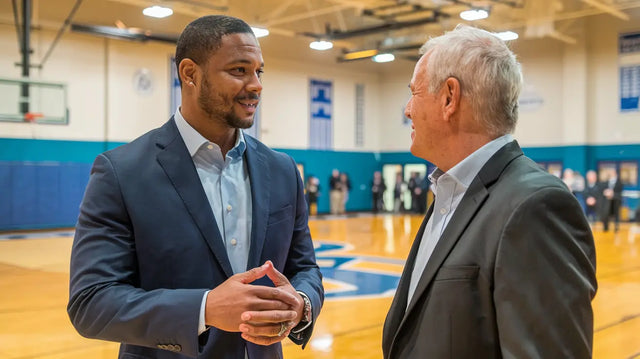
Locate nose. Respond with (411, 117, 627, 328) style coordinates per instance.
(404, 99, 412, 119)
(246, 72, 263, 94)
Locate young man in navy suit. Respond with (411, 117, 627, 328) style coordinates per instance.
(68, 15, 323, 359)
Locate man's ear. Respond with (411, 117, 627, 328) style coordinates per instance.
(442, 77, 461, 119)
(178, 58, 199, 87)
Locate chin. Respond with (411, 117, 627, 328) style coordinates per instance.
(410, 145, 425, 161)
(240, 118, 254, 129)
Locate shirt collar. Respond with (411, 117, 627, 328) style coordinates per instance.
(174, 107, 246, 159)
(429, 134, 514, 188)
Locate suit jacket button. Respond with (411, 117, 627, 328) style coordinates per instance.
(174, 344, 182, 352)
(157, 344, 166, 349)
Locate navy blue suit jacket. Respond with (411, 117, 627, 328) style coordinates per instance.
(68, 118, 323, 359)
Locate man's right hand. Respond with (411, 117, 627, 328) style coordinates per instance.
(204, 262, 299, 332)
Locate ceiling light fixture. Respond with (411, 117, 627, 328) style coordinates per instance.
(142, 5, 173, 18)
(372, 53, 395, 63)
(343, 49, 378, 60)
(309, 40, 333, 51)
(251, 27, 269, 38)
(460, 9, 488, 21)
(495, 31, 519, 41)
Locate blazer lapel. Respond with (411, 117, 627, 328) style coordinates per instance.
(398, 141, 524, 334)
(155, 118, 234, 277)
(244, 135, 271, 270)
(384, 204, 433, 355)
(403, 184, 489, 316)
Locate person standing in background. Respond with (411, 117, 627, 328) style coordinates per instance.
(393, 172, 406, 213)
(602, 167, 623, 232)
(306, 176, 320, 216)
(407, 172, 420, 213)
(329, 169, 343, 215)
(340, 172, 351, 214)
(583, 170, 603, 224)
(371, 171, 386, 213)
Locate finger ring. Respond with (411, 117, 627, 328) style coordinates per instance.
(278, 322, 287, 336)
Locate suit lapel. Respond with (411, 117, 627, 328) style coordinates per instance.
(244, 135, 271, 270)
(393, 141, 524, 345)
(155, 118, 234, 277)
(403, 184, 489, 315)
(383, 204, 432, 355)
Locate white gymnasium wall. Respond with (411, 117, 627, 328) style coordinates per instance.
(511, 38, 565, 146)
(106, 40, 174, 142)
(0, 25, 382, 151)
(376, 14, 640, 151)
(377, 67, 413, 152)
(2, 13, 640, 152)
(259, 57, 381, 151)
(587, 11, 640, 145)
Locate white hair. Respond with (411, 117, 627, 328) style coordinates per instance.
(419, 24, 523, 136)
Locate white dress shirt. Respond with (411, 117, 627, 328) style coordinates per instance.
(407, 135, 514, 306)
(174, 108, 252, 335)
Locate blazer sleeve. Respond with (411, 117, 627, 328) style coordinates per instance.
(67, 154, 206, 358)
(494, 186, 597, 358)
(283, 156, 324, 348)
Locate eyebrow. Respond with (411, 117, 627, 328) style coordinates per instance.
(228, 59, 264, 68)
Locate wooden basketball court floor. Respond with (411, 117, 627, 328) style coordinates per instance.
(0, 214, 639, 358)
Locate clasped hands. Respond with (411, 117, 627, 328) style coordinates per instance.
(205, 260, 304, 345)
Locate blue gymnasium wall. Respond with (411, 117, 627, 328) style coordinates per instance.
(1, 138, 639, 230)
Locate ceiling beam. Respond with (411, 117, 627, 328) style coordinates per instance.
(264, 4, 351, 26)
(547, 30, 577, 44)
(581, 0, 629, 20)
(303, 12, 447, 40)
(258, 0, 297, 24)
(499, 1, 640, 30)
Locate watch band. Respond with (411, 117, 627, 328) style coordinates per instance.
(291, 291, 312, 334)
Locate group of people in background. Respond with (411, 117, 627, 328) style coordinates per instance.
(563, 167, 623, 232)
(306, 165, 632, 226)
(305, 169, 431, 216)
(304, 169, 354, 216)
(390, 171, 429, 214)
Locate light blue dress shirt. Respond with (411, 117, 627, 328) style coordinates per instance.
(407, 134, 514, 305)
(174, 108, 252, 335)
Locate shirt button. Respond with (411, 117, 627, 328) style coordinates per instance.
(227, 205, 232, 212)
(207, 144, 213, 150)
(440, 208, 448, 215)
(230, 238, 237, 246)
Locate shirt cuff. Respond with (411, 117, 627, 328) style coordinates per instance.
(198, 290, 210, 336)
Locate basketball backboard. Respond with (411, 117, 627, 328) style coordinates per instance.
(0, 77, 68, 124)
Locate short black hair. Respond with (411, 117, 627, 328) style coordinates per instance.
(175, 15, 254, 86)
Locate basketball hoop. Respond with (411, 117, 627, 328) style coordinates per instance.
(24, 112, 44, 123)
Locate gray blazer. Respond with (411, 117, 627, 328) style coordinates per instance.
(383, 141, 597, 359)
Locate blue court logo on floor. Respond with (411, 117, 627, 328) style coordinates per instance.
(314, 241, 403, 299)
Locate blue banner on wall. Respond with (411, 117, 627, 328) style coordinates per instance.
(619, 33, 640, 112)
(309, 79, 333, 150)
